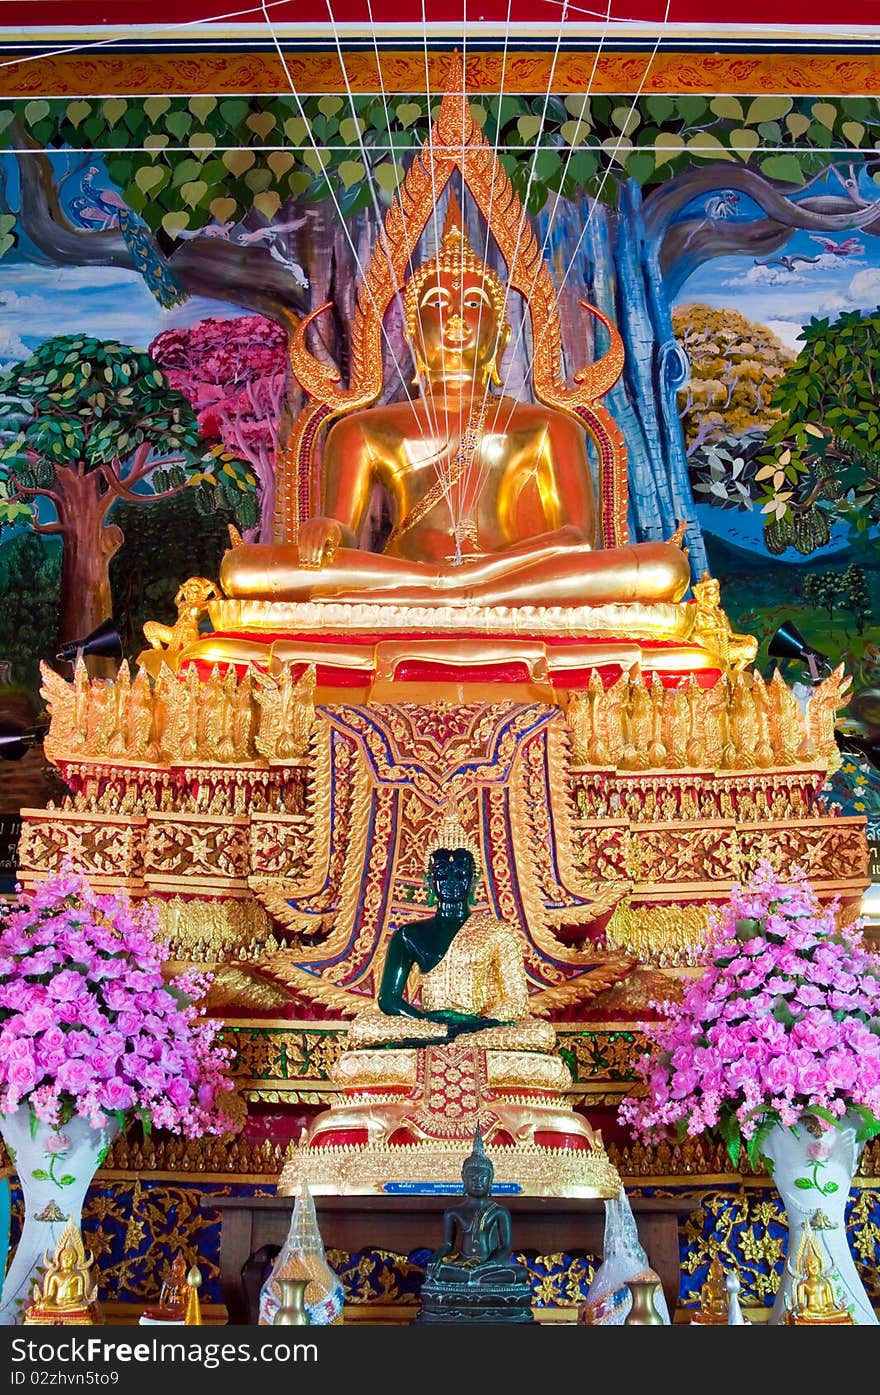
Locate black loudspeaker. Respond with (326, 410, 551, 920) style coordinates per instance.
(0, 720, 49, 762)
(56, 617, 123, 665)
(768, 622, 830, 682)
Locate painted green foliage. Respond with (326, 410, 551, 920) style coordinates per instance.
(755, 312, 880, 555)
(0, 335, 257, 528)
(3, 91, 880, 239)
(0, 335, 257, 642)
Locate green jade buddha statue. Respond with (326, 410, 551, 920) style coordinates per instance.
(376, 844, 513, 1047)
(417, 1127, 534, 1324)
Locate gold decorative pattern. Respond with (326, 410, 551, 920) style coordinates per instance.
(39, 657, 317, 770)
(153, 897, 276, 962)
(17, 811, 145, 882)
(565, 665, 848, 774)
(605, 902, 714, 967)
(6, 50, 880, 100)
(143, 814, 251, 884)
(277, 1136, 622, 1199)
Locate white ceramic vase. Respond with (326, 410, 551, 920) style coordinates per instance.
(761, 1112, 877, 1325)
(0, 1107, 120, 1325)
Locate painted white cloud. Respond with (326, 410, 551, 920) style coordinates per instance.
(842, 267, 880, 309)
(0, 261, 253, 354)
(722, 253, 855, 291)
(1, 264, 146, 292)
(0, 327, 29, 363)
(761, 319, 806, 352)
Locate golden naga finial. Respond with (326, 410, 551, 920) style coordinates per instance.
(425, 798, 482, 873)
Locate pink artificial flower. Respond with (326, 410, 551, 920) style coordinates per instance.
(618, 861, 880, 1156)
(0, 865, 238, 1139)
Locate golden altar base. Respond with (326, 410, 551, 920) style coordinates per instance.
(278, 1137, 622, 1199)
(23, 662, 869, 1056)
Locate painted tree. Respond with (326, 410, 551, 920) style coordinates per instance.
(0, 336, 258, 644)
(6, 87, 880, 575)
(149, 316, 288, 542)
(672, 304, 793, 454)
(755, 310, 880, 554)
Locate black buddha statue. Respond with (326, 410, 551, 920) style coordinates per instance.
(417, 1127, 534, 1324)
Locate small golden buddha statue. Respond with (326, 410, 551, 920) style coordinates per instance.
(218, 197, 691, 614)
(785, 1221, 855, 1325)
(690, 573, 757, 671)
(690, 1257, 730, 1324)
(143, 1250, 188, 1322)
(24, 1221, 99, 1326)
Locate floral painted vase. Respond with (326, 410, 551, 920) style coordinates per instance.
(0, 1107, 120, 1325)
(762, 1111, 877, 1326)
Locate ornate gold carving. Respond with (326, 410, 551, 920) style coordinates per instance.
(39, 658, 316, 770)
(248, 814, 314, 880)
(138, 577, 220, 681)
(17, 810, 144, 881)
(565, 667, 844, 775)
(605, 902, 714, 967)
(11, 50, 880, 102)
(278, 1137, 622, 1199)
(207, 596, 698, 641)
(143, 814, 251, 883)
(804, 664, 852, 776)
(223, 1025, 347, 1087)
(252, 664, 316, 761)
(153, 896, 276, 962)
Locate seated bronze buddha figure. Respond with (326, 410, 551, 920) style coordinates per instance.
(417, 1127, 534, 1324)
(219, 201, 691, 613)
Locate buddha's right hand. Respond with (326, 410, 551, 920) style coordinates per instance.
(297, 517, 345, 570)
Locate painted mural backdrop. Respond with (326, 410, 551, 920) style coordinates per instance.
(0, 70, 878, 826)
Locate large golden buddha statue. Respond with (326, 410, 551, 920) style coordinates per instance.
(172, 55, 752, 687)
(220, 198, 690, 613)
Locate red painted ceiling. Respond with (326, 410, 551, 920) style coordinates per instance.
(5, 0, 880, 29)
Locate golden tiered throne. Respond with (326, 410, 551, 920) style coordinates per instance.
(20, 53, 870, 1201)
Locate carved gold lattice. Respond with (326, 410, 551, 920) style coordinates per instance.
(565, 665, 847, 775)
(39, 658, 317, 771)
(280, 49, 628, 546)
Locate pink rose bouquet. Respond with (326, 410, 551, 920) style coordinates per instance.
(0, 864, 238, 1137)
(618, 860, 880, 1167)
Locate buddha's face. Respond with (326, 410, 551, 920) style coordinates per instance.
(430, 848, 475, 905)
(414, 270, 504, 388)
(462, 1158, 492, 1198)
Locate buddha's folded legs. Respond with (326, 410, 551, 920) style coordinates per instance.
(220, 539, 691, 607)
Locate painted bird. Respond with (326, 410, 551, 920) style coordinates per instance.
(72, 165, 188, 309)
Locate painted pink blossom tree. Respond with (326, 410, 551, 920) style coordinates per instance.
(150, 316, 289, 541)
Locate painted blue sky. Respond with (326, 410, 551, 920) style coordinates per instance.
(0, 259, 248, 365)
(677, 226, 880, 352)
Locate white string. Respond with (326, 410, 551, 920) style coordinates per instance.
(360, 0, 441, 444)
(0, 0, 296, 71)
(322, 0, 434, 442)
(258, 1, 424, 425)
(497, 0, 673, 441)
(417, 0, 459, 539)
(493, 0, 616, 440)
(465, 0, 573, 499)
(461, 0, 515, 518)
